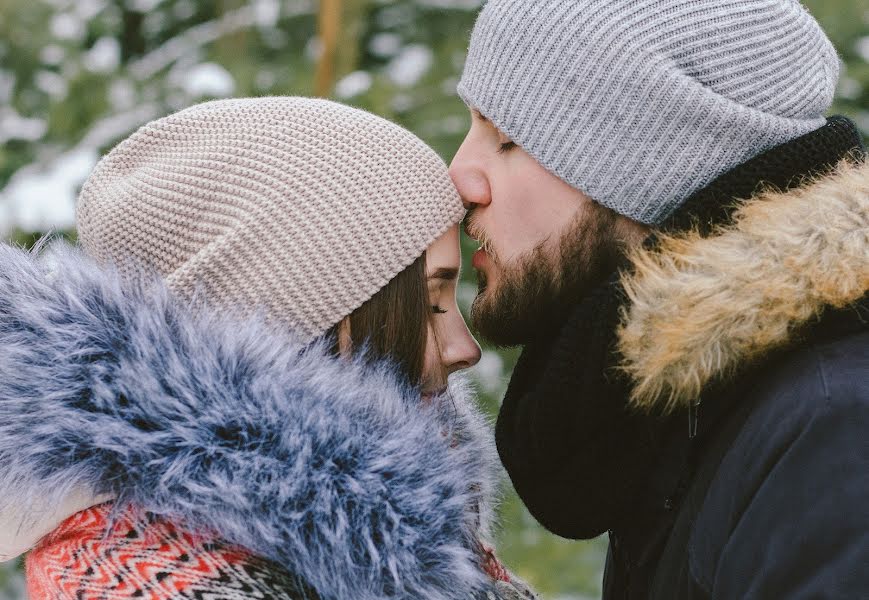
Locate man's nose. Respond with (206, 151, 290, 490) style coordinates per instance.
(449, 143, 491, 211)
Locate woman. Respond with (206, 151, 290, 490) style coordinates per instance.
(0, 97, 536, 599)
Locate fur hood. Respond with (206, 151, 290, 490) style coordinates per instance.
(0, 241, 500, 600)
(619, 159, 869, 412)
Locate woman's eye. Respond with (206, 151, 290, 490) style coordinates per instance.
(431, 305, 448, 314)
(498, 141, 517, 154)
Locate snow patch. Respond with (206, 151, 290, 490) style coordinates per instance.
(471, 351, 505, 396)
(183, 63, 236, 97)
(84, 37, 121, 74)
(1, 104, 160, 234)
(40, 45, 66, 66)
(0, 148, 97, 233)
(440, 76, 460, 96)
(855, 110, 869, 135)
(391, 93, 414, 112)
(437, 115, 466, 135)
(335, 71, 373, 99)
(369, 33, 402, 58)
(377, 3, 415, 28)
(838, 76, 862, 100)
(0, 109, 48, 143)
(50, 13, 85, 41)
(127, 0, 167, 11)
(856, 36, 869, 63)
(255, 70, 277, 91)
(0, 70, 15, 103)
(305, 37, 323, 61)
(73, 0, 109, 21)
(253, 0, 281, 28)
(143, 12, 169, 39)
(458, 282, 477, 310)
(387, 44, 433, 87)
(35, 70, 69, 100)
(128, 1, 312, 81)
(108, 79, 137, 111)
(173, 0, 197, 20)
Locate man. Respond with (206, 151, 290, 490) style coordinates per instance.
(449, 1, 868, 598)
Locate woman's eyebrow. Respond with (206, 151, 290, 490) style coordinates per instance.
(428, 267, 459, 282)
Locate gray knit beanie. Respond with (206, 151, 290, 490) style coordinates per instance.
(458, 0, 840, 225)
(76, 97, 465, 342)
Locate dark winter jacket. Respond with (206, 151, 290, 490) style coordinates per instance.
(0, 240, 533, 600)
(495, 117, 869, 599)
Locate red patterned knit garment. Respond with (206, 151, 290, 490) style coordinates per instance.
(26, 503, 314, 599)
(26, 502, 517, 600)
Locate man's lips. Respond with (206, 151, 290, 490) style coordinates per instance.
(472, 247, 487, 270)
(463, 213, 490, 271)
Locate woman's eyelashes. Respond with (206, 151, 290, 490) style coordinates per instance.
(432, 305, 448, 314)
(498, 141, 517, 154)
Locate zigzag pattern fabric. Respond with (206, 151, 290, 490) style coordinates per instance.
(26, 503, 315, 599)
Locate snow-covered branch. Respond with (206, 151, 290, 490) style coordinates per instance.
(0, 103, 162, 235)
(130, 0, 315, 81)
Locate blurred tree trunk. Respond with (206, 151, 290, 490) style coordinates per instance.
(336, 0, 367, 82)
(315, 0, 341, 97)
(315, 0, 367, 97)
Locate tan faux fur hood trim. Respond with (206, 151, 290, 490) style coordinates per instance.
(618, 159, 869, 413)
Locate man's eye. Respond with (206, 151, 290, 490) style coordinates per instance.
(498, 141, 517, 154)
(432, 305, 448, 314)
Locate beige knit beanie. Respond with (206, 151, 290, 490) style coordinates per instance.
(76, 97, 465, 342)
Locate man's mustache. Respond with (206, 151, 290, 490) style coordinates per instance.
(462, 210, 496, 259)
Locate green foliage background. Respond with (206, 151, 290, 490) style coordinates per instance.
(1, 1, 867, 598)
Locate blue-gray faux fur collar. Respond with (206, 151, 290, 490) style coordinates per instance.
(0, 240, 500, 599)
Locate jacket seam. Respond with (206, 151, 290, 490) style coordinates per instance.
(813, 346, 834, 411)
(688, 347, 834, 598)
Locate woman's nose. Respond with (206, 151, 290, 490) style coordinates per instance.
(443, 325, 482, 375)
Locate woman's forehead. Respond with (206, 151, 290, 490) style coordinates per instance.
(425, 225, 462, 278)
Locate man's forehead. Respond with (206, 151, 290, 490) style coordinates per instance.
(471, 108, 489, 122)
(470, 109, 501, 133)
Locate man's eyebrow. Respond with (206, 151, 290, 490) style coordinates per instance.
(428, 267, 460, 282)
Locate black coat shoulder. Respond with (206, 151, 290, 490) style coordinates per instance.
(688, 329, 869, 599)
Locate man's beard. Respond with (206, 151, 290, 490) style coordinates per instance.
(469, 205, 625, 347)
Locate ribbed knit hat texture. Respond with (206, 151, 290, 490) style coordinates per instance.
(76, 97, 465, 342)
(458, 0, 839, 225)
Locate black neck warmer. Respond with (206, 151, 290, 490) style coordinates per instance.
(495, 116, 865, 541)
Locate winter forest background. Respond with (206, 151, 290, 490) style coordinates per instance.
(1, 0, 868, 598)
